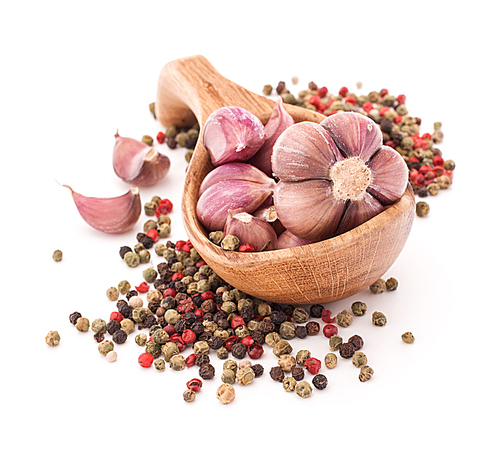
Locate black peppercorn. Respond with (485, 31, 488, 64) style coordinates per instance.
(258, 319, 275, 334)
(175, 318, 189, 334)
(126, 290, 138, 300)
(197, 332, 210, 342)
(312, 374, 328, 390)
(201, 299, 216, 314)
(295, 326, 307, 339)
(112, 329, 127, 344)
(291, 366, 305, 381)
(183, 312, 197, 326)
(240, 306, 254, 323)
(195, 353, 211, 367)
(148, 302, 161, 314)
(199, 363, 215, 380)
(69, 311, 82, 325)
(348, 334, 364, 351)
(191, 321, 205, 336)
(94, 332, 105, 343)
(119, 246, 132, 259)
(106, 320, 121, 335)
(173, 281, 187, 293)
(306, 321, 320, 336)
(339, 342, 356, 359)
(161, 296, 176, 310)
(251, 330, 266, 345)
(270, 310, 286, 325)
(208, 336, 223, 350)
(270, 366, 285, 382)
(231, 343, 247, 359)
(309, 304, 325, 318)
(137, 232, 154, 249)
(143, 314, 157, 328)
(251, 364, 264, 378)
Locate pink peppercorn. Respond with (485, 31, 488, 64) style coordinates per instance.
(146, 228, 159, 243)
(156, 131, 166, 144)
(186, 354, 196, 368)
(362, 101, 374, 113)
(110, 312, 123, 322)
(396, 94, 406, 104)
(339, 86, 349, 97)
(181, 329, 196, 345)
(323, 324, 338, 338)
(321, 309, 336, 324)
(201, 291, 214, 300)
(241, 336, 254, 348)
(163, 288, 176, 298)
(318, 86, 328, 97)
(304, 357, 321, 375)
(138, 352, 154, 368)
(433, 155, 444, 167)
(248, 343, 264, 359)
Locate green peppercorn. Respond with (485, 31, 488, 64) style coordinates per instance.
(283, 376, 297, 392)
(352, 351, 368, 368)
(91, 318, 107, 334)
(443, 159, 455, 171)
(385, 277, 398, 291)
(370, 278, 386, 294)
(351, 301, 367, 316)
(336, 309, 353, 327)
(236, 367, 255, 385)
(265, 332, 281, 347)
(138, 249, 150, 264)
(221, 368, 236, 384)
(152, 329, 169, 345)
(359, 365, 374, 382)
(145, 341, 161, 358)
(175, 132, 189, 147)
(142, 267, 158, 284)
(262, 84, 273, 96)
(45, 330, 60, 347)
(117, 280, 131, 295)
(279, 321, 296, 340)
(292, 307, 309, 324)
(402, 332, 415, 344)
(75, 317, 90, 332)
(98, 340, 114, 356)
(106, 287, 119, 301)
(416, 201, 430, 217)
(221, 235, 240, 251)
(144, 201, 158, 216)
(325, 352, 338, 369)
(124, 251, 140, 267)
(273, 340, 293, 357)
(135, 333, 147, 346)
(217, 347, 229, 360)
(154, 359, 166, 372)
(161, 342, 180, 361)
(427, 183, 440, 196)
(223, 359, 238, 373)
(52, 250, 63, 262)
(329, 335, 343, 351)
(295, 380, 313, 398)
(157, 223, 171, 238)
(295, 349, 311, 366)
(372, 311, 387, 327)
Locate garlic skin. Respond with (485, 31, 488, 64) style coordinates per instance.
(196, 180, 275, 232)
(63, 185, 141, 234)
(199, 162, 274, 196)
(248, 97, 294, 176)
(113, 132, 170, 187)
(272, 112, 408, 242)
(203, 106, 266, 166)
(224, 210, 278, 252)
(277, 230, 312, 250)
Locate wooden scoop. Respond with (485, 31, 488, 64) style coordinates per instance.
(156, 55, 415, 305)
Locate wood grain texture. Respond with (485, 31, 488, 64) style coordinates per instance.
(156, 55, 415, 304)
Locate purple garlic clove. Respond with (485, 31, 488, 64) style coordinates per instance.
(113, 132, 170, 187)
(277, 230, 312, 250)
(199, 162, 275, 196)
(203, 106, 266, 166)
(224, 210, 278, 251)
(248, 97, 294, 177)
(196, 180, 274, 232)
(320, 112, 382, 163)
(334, 192, 384, 236)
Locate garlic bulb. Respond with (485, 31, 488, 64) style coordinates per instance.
(202, 106, 266, 166)
(272, 112, 408, 242)
(63, 185, 141, 234)
(113, 132, 170, 187)
(248, 97, 294, 176)
(277, 230, 312, 250)
(224, 210, 278, 252)
(196, 180, 275, 232)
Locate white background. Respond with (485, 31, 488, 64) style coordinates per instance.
(1, 1, 498, 453)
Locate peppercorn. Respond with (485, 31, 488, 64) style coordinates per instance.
(309, 304, 325, 318)
(416, 201, 430, 217)
(279, 321, 296, 340)
(329, 335, 343, 351)
(183, 389, 196, 402)
(372, 311, 387, 327)
(324, 353, 338, 369)
(221, 235, 240, 251)
(348, 334, 364, 351)
(291, 366, 305, 381)
(91, 318, 107, 334)
(124, 251, 140, 267)
(106, 351, 118, 362)
(154, 359, 166, 372)
(223, 359, 238, 373)
(69, 311, 82, 325)
(283, 376, 297, 392)
(305, 321, 320, 336)
(339, 342, 355, 359)
(385, 277, 398, 291)
(135, 333, 147, 346)
(170, 354, 186, 371)
(351, 301, 367, 316)
(273, 340, 292, 357)
(199, 363, 215, 380)
(270, 366, 285, 382)
(265, 332, 280, 347)
(52, 250, 63, 262)
(370, 279, 386, 294)
(112, 329, 127, 344)
(45, 330, 60, 347)
(94, 332, 105, 343)
(359, 365, 374, 382)
(217, 384, 236, 404)
(236, 366, 255, 385)
(262, 84, 273, 96)
(251, 364, 264, 378)
(336, 309, 353, 328)
(231, 342, 247, 359)
(352, 351, 368, 368)
(221, 368, 236, 384)
(75, 317, 90, 332)
(98, 340, 114, 356)
(295, 381, 313, 399)
(402, 332, 415, 344)
(312, 374, 328, 390)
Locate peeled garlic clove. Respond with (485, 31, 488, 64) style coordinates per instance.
(367, 146, 408, 205)
(320, 112, 382, 163)
(113, 132, 170, 187)
(248, 97, 294, 176)
(274, 180, 345, 242)
(224, 210, 278, 251)
(334, 192, 384, 236)
(277, 230, 312, 249)
(196, 180, 274, 232)
(199, 162, 275, 196)
(203, 106, 266, 166)
(63, 185, 141, 234)
(272, 121, 343, 181)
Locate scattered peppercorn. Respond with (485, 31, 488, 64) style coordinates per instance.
(52, 250, 63, 262)
(372, 311, 388, 327)
(295, 380, 313, 398)
(45, 330, 60, 347)
(359, 365, 374, 382)
(339, 342, 355, 359)
(312, 374, 328, 390)
(270, 366, 285, 382)
(416, 201, 430, 217)
(402, 332, 415, 344)
(370, 279, 386, 294)
(385, 277, 398, 291)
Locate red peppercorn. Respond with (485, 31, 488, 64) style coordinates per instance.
(317, 103, 326, 112)
(379, 88, 389, 97)
(135, 282, 150, 293)
(138, 352, 154, 368)
(344, 96, 357, 105)
(362, 101, 373, 113)
(419, 165, 433, 175)
(379, 106, 390, 116)
(248, 343, 264, 359)
(409, 157, 420, 163)
(231, 316, 245, 329)
(413, 174, 425, 186)
(238, 243, 255, 252)
(433, 165, 445, 176)
(186, 353, 196, 368)
(424, 171, 436, 180)
(384, 140, 397, 148)
(422, 132, 432, 140)
(223, 335, 239, 351)
(445, 170, 453, 180)
(309, 95, 321, 108)
(304, 357, 321, 375)
(163, 288, 177, 298)
(339, 86, 349, 97)
(241, 336, 254, 348)
(321, 309, 336, 324)
(323, 324, 338, 338)
(146, 228, 159, 243)
(110, 311, 123, 322)
(164, 325, 176, 336)
(181, 329, 196, 345)
(394, 115, 403, 124)
(155, 199, 173, 218)
(171, 272, 184, 281)
(186, 378, 203, 392)
(196, 259, 206, 268)
(396, 94, 406, 104)
(156, 131, 166, 144)
(433, 155, 444, 167)
(201, 291, 214, 300)
(424, 178, 436, 186)
(318, 86, 328, 97)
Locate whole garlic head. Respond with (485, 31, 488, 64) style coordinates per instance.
(272, 112, 408, 242)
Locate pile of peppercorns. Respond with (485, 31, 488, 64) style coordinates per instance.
(264, 80, 455, 216)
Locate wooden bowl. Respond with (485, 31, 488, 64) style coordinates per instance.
(156, 55, 415, 305)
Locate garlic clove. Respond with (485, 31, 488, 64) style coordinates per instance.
(272, 121, 343, 181)
(248, 97, 294, 177)
(367, 146, 408, 205)
(199, 162, 275, 196)
(113, 132, 170, 187)
(252, 203, 285, 236)
(63, 185, 141, 234)
(334, 192, 384, 236)
(202, 106, 266, 166)
(274, 180, 346, 242)
(320, 112, 382, 163)
(224, 210, 278, 251)
(277, 230, 312, 250)
(196, 180, 274, 232)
